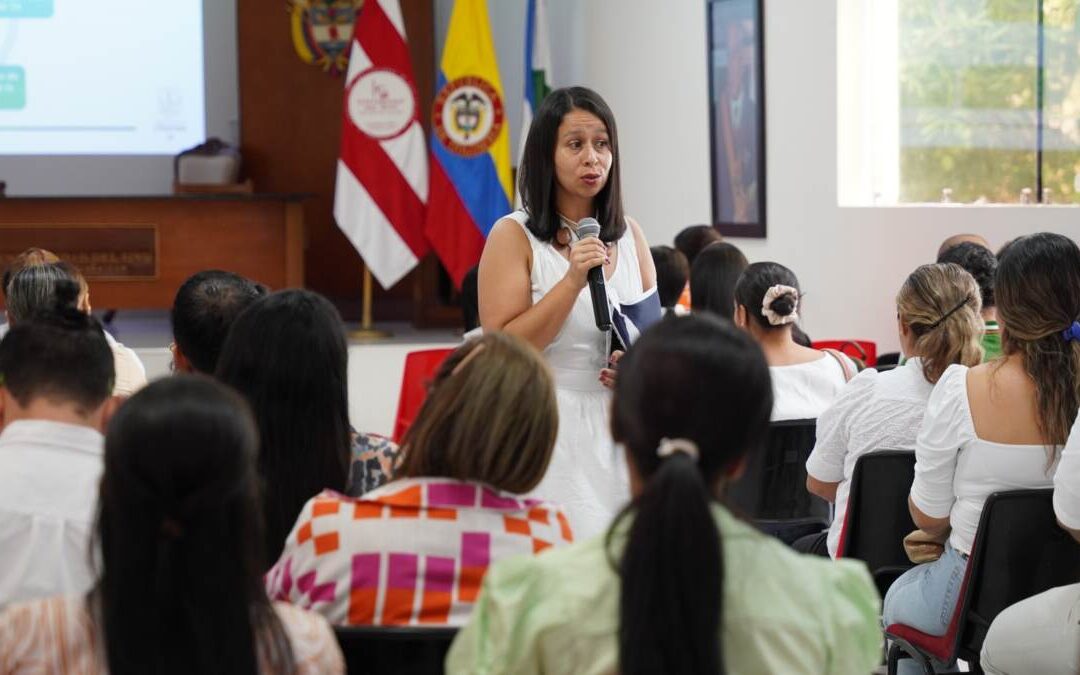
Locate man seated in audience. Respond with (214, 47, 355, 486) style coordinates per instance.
(980, 415, 1080, 674)
(0, 281, 116, 606)
(649, 245, 689, 315)
(0, 247, 60, 340)
(937, 241, 1001, 360)
(169, 269, 266, 374)
(673, 224, 723, 310)
(5, 262, 146, 397)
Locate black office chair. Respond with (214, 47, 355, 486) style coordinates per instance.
(728, 419, 830, 543)
(885, 489, 1080, 674)
(334, 625, 458, 675)
(836, 450, 916, 597)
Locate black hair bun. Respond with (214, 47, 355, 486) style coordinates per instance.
(769, 293, 797, 317)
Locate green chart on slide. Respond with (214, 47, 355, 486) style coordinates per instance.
(0, 1, 52, 109)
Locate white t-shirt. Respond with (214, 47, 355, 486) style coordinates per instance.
(0, 420, 104, 607)
(770, 352, 856, 422)
(1052, 412, 1080, 529)
(806, 357, 935, 557)
(911, 364, 1057, 555)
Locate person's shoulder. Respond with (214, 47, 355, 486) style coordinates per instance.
(485, 214, 534, 254)
(271, 602, 344, 674)
(484, 529, 615, 603)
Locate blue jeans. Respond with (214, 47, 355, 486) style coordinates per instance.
(882, 542, 969, 674)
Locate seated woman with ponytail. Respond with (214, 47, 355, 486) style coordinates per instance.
(447, 315, 881, 675)
(733, 262, 858, 421)
(0, 376, 343, 674)
(882, 233, 1080, 674)
(798, 263, 985, 557)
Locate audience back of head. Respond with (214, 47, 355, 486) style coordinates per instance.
(0, 278, 114, 419)
(897, 263, 984, 383)
(673, 225, 723, 267)
(690, 242, 749, 321)
(171, 270, 267, 374)
(215, 288, 350, 564)
(936, 233, 989, 260)
(1, 247, 60, 305)
(610, 314, 772, 675)
(94, 375, 294, 675)
(937, 241, 997, 315)
(996, 232, 1080, 447)
(649, 245, 690, 309)
(734, 261, 801, 332)
(397, 332, 558, 493)
(4, 261, 84, 325)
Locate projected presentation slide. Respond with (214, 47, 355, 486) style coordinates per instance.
(0, 1, 205, 155)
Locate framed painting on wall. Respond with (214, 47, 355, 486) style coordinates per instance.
(707, 0, 766, 237)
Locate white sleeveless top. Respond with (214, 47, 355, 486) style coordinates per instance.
(504, 210, 647, 538)
(505, 210, 646, 391)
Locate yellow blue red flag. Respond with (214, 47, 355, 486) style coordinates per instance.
(425, 0, 512, 287)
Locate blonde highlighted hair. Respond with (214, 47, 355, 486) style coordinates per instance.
(896, 262, 984, 384)
(396, 332, 558, 494)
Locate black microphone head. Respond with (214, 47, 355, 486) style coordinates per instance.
(577, 217, 601, 239)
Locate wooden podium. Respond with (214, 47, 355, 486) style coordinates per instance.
(0, 194, 306, 309)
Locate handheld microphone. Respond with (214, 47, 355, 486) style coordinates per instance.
(576, 217, 612, 331)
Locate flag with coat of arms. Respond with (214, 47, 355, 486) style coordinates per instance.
(424, 0, 513, 288)
(333, 0, 430, 289)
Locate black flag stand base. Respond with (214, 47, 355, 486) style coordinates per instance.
(349, 267, 391, 341)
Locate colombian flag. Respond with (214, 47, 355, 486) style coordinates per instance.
(425, 0, 512, 287)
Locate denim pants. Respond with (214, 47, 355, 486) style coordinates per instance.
(882, 542, 969, 674)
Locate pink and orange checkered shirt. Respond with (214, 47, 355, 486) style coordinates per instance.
(266, 478, 574, 627)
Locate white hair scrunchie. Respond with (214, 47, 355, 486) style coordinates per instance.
(761, 284, 799, 326)
(656, 437, 700, 461)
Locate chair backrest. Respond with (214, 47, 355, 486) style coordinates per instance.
(811, 339, 877, 367)
(392, 348, 455, 443)
(729, 419, 828, 520)
(334, 625, 458, 675)
(836, 450, 916, 597)
(954, 489, 1080, 664)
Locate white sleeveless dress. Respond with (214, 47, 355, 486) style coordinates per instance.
(505, 210, 648, 539)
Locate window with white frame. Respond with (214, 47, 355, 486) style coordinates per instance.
(839, 0, 1080, 205)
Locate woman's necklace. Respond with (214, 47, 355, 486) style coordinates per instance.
(555, 212, 578, 247)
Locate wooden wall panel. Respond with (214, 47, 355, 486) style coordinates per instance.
(236, 1, 435, 320)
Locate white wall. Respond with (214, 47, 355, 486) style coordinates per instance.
(564, 0, 1080, 352)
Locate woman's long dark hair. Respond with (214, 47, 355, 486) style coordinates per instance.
(996, 233, 1080, 454)
(690, 242, 749, 321)
(518, 86, 626, 243)
(609, 314, 773, 675)
(93, 376, 294, 675)
(216, 289, 351, 564)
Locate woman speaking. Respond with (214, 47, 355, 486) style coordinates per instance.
(478, 87, 656, 538)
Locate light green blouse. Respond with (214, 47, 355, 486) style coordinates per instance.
(446, 505, 881, 675)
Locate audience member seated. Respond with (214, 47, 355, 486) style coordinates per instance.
(733, 262, 856, 420)
(0, 283, 115, 606)
(936, 232, 989, 260)
(690, 241, 748, 322)
(798, 263, 984, 556)
(169, 269, 267, 374)
(215, 289, 391, 564)
(882, 232, 1080, 674)
(980, 411, 1080, 675)
(267, 332, 572, 627)
(5, 261, 147, 396)
(938, 241, 1001, 360)
(0, 247, 59, 339)
(649, 245, 689, 315)
(673, 224, 723, 309)
(0, 376, 344, 673)
(446, 315, 881, 674)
